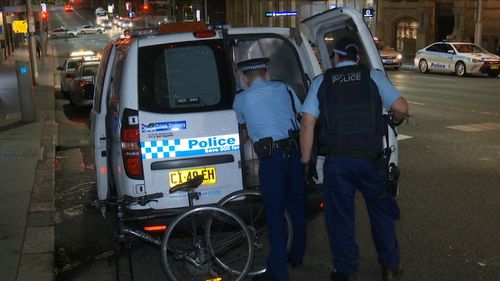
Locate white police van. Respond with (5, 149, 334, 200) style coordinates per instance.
(90, 8, 392, 213)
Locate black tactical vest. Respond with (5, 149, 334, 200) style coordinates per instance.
(317, 65, 384, 153)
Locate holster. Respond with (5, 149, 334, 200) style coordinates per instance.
(253, 137, 273, 159)
(386, 163, 400, 197)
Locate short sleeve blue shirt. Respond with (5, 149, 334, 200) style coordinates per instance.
(233, 78, 302, 142)
(302, 61, 401, 118)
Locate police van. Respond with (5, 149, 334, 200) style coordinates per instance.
(90, 8, 393, 214)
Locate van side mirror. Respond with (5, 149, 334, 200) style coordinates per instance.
(57, 66, 63, 71)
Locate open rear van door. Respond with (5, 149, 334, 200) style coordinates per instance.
(300, 7, 384, 72)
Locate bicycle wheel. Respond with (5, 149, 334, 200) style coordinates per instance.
(161, 206, 253, 281)
(216, 189, 293, 276)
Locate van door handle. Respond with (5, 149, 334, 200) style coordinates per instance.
(101, 151, 107, 157)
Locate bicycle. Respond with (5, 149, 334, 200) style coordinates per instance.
(216, 189, 293, 277)
(92, 175, 254, 281)
(160, 175, 254, 281)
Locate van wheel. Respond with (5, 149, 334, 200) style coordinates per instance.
(418, 59, 429, 73)
(97, 30, 103, 34)
(455, 61, 466, 77)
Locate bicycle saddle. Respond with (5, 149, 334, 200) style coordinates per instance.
(169, 174, 204, 194)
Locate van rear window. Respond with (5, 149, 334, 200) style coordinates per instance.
(138, 40, 233, 113)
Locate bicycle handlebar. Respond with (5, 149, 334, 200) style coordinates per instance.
(122, 192, 164, 206)
(91, 192, 164, 208)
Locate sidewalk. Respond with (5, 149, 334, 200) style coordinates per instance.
(0, 45, 57, 281)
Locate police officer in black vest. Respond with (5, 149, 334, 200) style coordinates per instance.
(300, 38, 409, 281)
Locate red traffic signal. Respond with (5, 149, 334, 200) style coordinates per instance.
(41, 11, 48, 20)
(143, 4, 150, 11)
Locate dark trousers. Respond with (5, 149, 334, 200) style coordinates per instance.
(259, 147, 307, 281)
(323, 156, 401, 277)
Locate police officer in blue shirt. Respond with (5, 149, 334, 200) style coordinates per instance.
(233, 58, 307, 281)
(300, 38, 409, 281)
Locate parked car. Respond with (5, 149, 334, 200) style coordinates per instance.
(48, 27, 77, 38)
(89, 8, 390, 219)
(414, 41, 500, 77)
(56, 51, 95, 95)
(67, 56, 100, 107)
(78, 24, 105, 34)
(374, 36, 402, 70)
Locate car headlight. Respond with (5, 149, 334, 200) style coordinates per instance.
(396, 54, 402, 60)
(471, 58, 482, 63)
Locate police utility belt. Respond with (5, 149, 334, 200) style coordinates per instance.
(253, 137, 295, 159)
(326, 148, 389, 170)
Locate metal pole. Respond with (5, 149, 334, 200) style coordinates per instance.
(474, 0, 482, 46)
(204, 0, 208, 23)
(25, 0, 38, 85)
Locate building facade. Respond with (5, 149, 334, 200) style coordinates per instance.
(225, 0, 500, 58)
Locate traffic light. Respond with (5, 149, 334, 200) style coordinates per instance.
(41, 11, 48, 20)
(143, 4, 150, 12)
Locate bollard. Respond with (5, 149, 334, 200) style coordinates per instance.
(15, 60, 36, 122)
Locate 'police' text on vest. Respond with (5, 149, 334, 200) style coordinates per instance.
(331, 71, 362, 84)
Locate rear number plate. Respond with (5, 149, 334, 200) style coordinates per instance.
(491, 64, 499, 70)
(169, 167, 216, 187)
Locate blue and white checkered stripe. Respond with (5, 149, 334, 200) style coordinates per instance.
(141, 139, 180, 160)
(141, 134, 240, 160)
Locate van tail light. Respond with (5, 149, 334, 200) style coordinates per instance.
(121, 108, 143, 179)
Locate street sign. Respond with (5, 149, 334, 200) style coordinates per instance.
(12, 20, 28, 33)
(265, 10, 298, 17)
(362, 8, 375, 18)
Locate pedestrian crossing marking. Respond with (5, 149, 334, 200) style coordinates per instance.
(447, 122, 500, 132)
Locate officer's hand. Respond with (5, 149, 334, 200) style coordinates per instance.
(302, 161, 318, 187)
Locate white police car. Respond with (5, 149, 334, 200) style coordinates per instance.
(414, 41, 500, 77)
(57, 50, 95, 96)
(90, 8, 391, 214)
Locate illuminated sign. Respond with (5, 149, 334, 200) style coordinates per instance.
(12, 20, 28, 33)
(265, 11, 298, 17)
(362, 8, 374, 18)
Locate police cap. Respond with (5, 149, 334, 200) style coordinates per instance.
(332, 38, 359, 59)
(237, 58, 269, 73)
